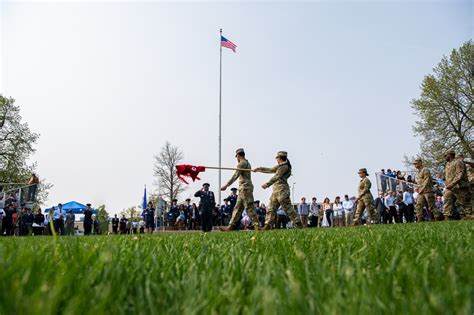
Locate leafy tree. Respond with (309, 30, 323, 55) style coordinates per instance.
(120, 206, 141, 222)
(410, 40, 473, 173)
(95, 205, 110, 235)
(153, 141, 186, 203)
(0, 95, 52, 205)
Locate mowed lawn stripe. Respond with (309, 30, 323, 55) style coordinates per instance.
(0, 222, 472, 315)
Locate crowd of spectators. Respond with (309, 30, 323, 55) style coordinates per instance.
(0, 198, 101, 236)
(0, 166, 462, 236)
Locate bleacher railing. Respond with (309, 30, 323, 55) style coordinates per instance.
(0, 183, 38, 207)
(375, 172, 417, 193)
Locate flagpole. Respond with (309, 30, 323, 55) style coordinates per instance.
(218, 28, 223, 206)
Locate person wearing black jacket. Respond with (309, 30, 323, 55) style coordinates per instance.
(111, 214, 119, 234)
(33, 209, 45, 236)
(194, 183, 216, 232)
(22, 208, 34, 235)
(374, 192, 389, 224)
(83, 204, 93, 235)
(2, 205, 14, 236)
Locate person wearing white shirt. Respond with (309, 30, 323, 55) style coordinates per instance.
(309, 197, 320, 227)
(342, 195, 354, 226)
(402, 189, 415, 222)
(53, 204, 66, 235)
(241, 210, 251, 230)
(332, 196, 344, 227)
(384, 192, 397, 224)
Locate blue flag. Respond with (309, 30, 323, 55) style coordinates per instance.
(142, 186, 147, 211)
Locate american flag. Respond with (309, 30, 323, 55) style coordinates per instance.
(221, 36, 237, 52)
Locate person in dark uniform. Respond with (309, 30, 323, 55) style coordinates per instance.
(227, 188, 238, 216)
(83, 203, 93, 235)
(145, 205, 155, 234)
(170, 199, 179, 219)
(33, 209, 45, 236)
(194, 183, 215, 232)
(189, 203, 200, 230)
(93, 215, 101, 235)
(2, 205, 14, 236)
(184, 199, 192, 229)
(119, 216, 127, 234)
(111, 214, 119, 234)
(23, 208, 34, 235)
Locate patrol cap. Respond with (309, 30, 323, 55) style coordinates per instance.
(444, 150, 456, 157)
(413, 158, 422, 164)
(276, 151, 288, 158)
(358, 168, 369, 175)
(235, 148, 245, 157)
(202, 183, 210, 187)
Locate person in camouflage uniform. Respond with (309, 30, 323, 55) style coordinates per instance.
(254, 151, 302, 230)
(353, 168, 378, 225)
(220, 148, 259, 231)
(464, 142, 474, 217)
(443, 150, 471, 220)
(413, 158, 437, 222)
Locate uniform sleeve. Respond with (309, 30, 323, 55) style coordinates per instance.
(450, 160, 465, 186)
(420, 169, 432, 192)
(258, 166, 278, 174)
(226, 161, 245, 187)
(210, 193, 216, 208)
(265, 165, 287, 187)
(360, 179, 371, 196)
(194, 191, 202, 198)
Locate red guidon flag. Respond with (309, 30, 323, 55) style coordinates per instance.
(176, 164, 206, 184)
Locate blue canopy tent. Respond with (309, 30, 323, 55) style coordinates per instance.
(47, 201, 96, 214)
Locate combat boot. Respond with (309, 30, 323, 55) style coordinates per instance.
(219, 225, 236, 232)
(462, 214, 474, 220)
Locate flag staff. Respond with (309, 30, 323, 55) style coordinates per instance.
(218, 28, 223, 205)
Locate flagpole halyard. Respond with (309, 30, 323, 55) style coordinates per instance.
(218, 28, 223, 206)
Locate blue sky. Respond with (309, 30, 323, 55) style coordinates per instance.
(1, 1, 472, 213)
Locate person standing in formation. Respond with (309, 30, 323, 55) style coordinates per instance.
(443, 150, 472, 220)
(254, 151, 302, 230)
(194, 183, 215, 232)
(413, 158, 437, 222)
(83, 204, 93, 235)
(111, 214, 119, 234)
(353, 168, 378, 225)
(220, 148, 259, 231)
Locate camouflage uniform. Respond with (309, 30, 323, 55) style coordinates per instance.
(443, 157, 471, 218)
(463, 157, 474, 218)
(353, 174, 378, 225)
(259, 162, 301, 227)
(414, 166, 437, 221)
(226, 158, 259, 228)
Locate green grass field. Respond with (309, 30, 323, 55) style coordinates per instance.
(0, 222, 472, 315)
